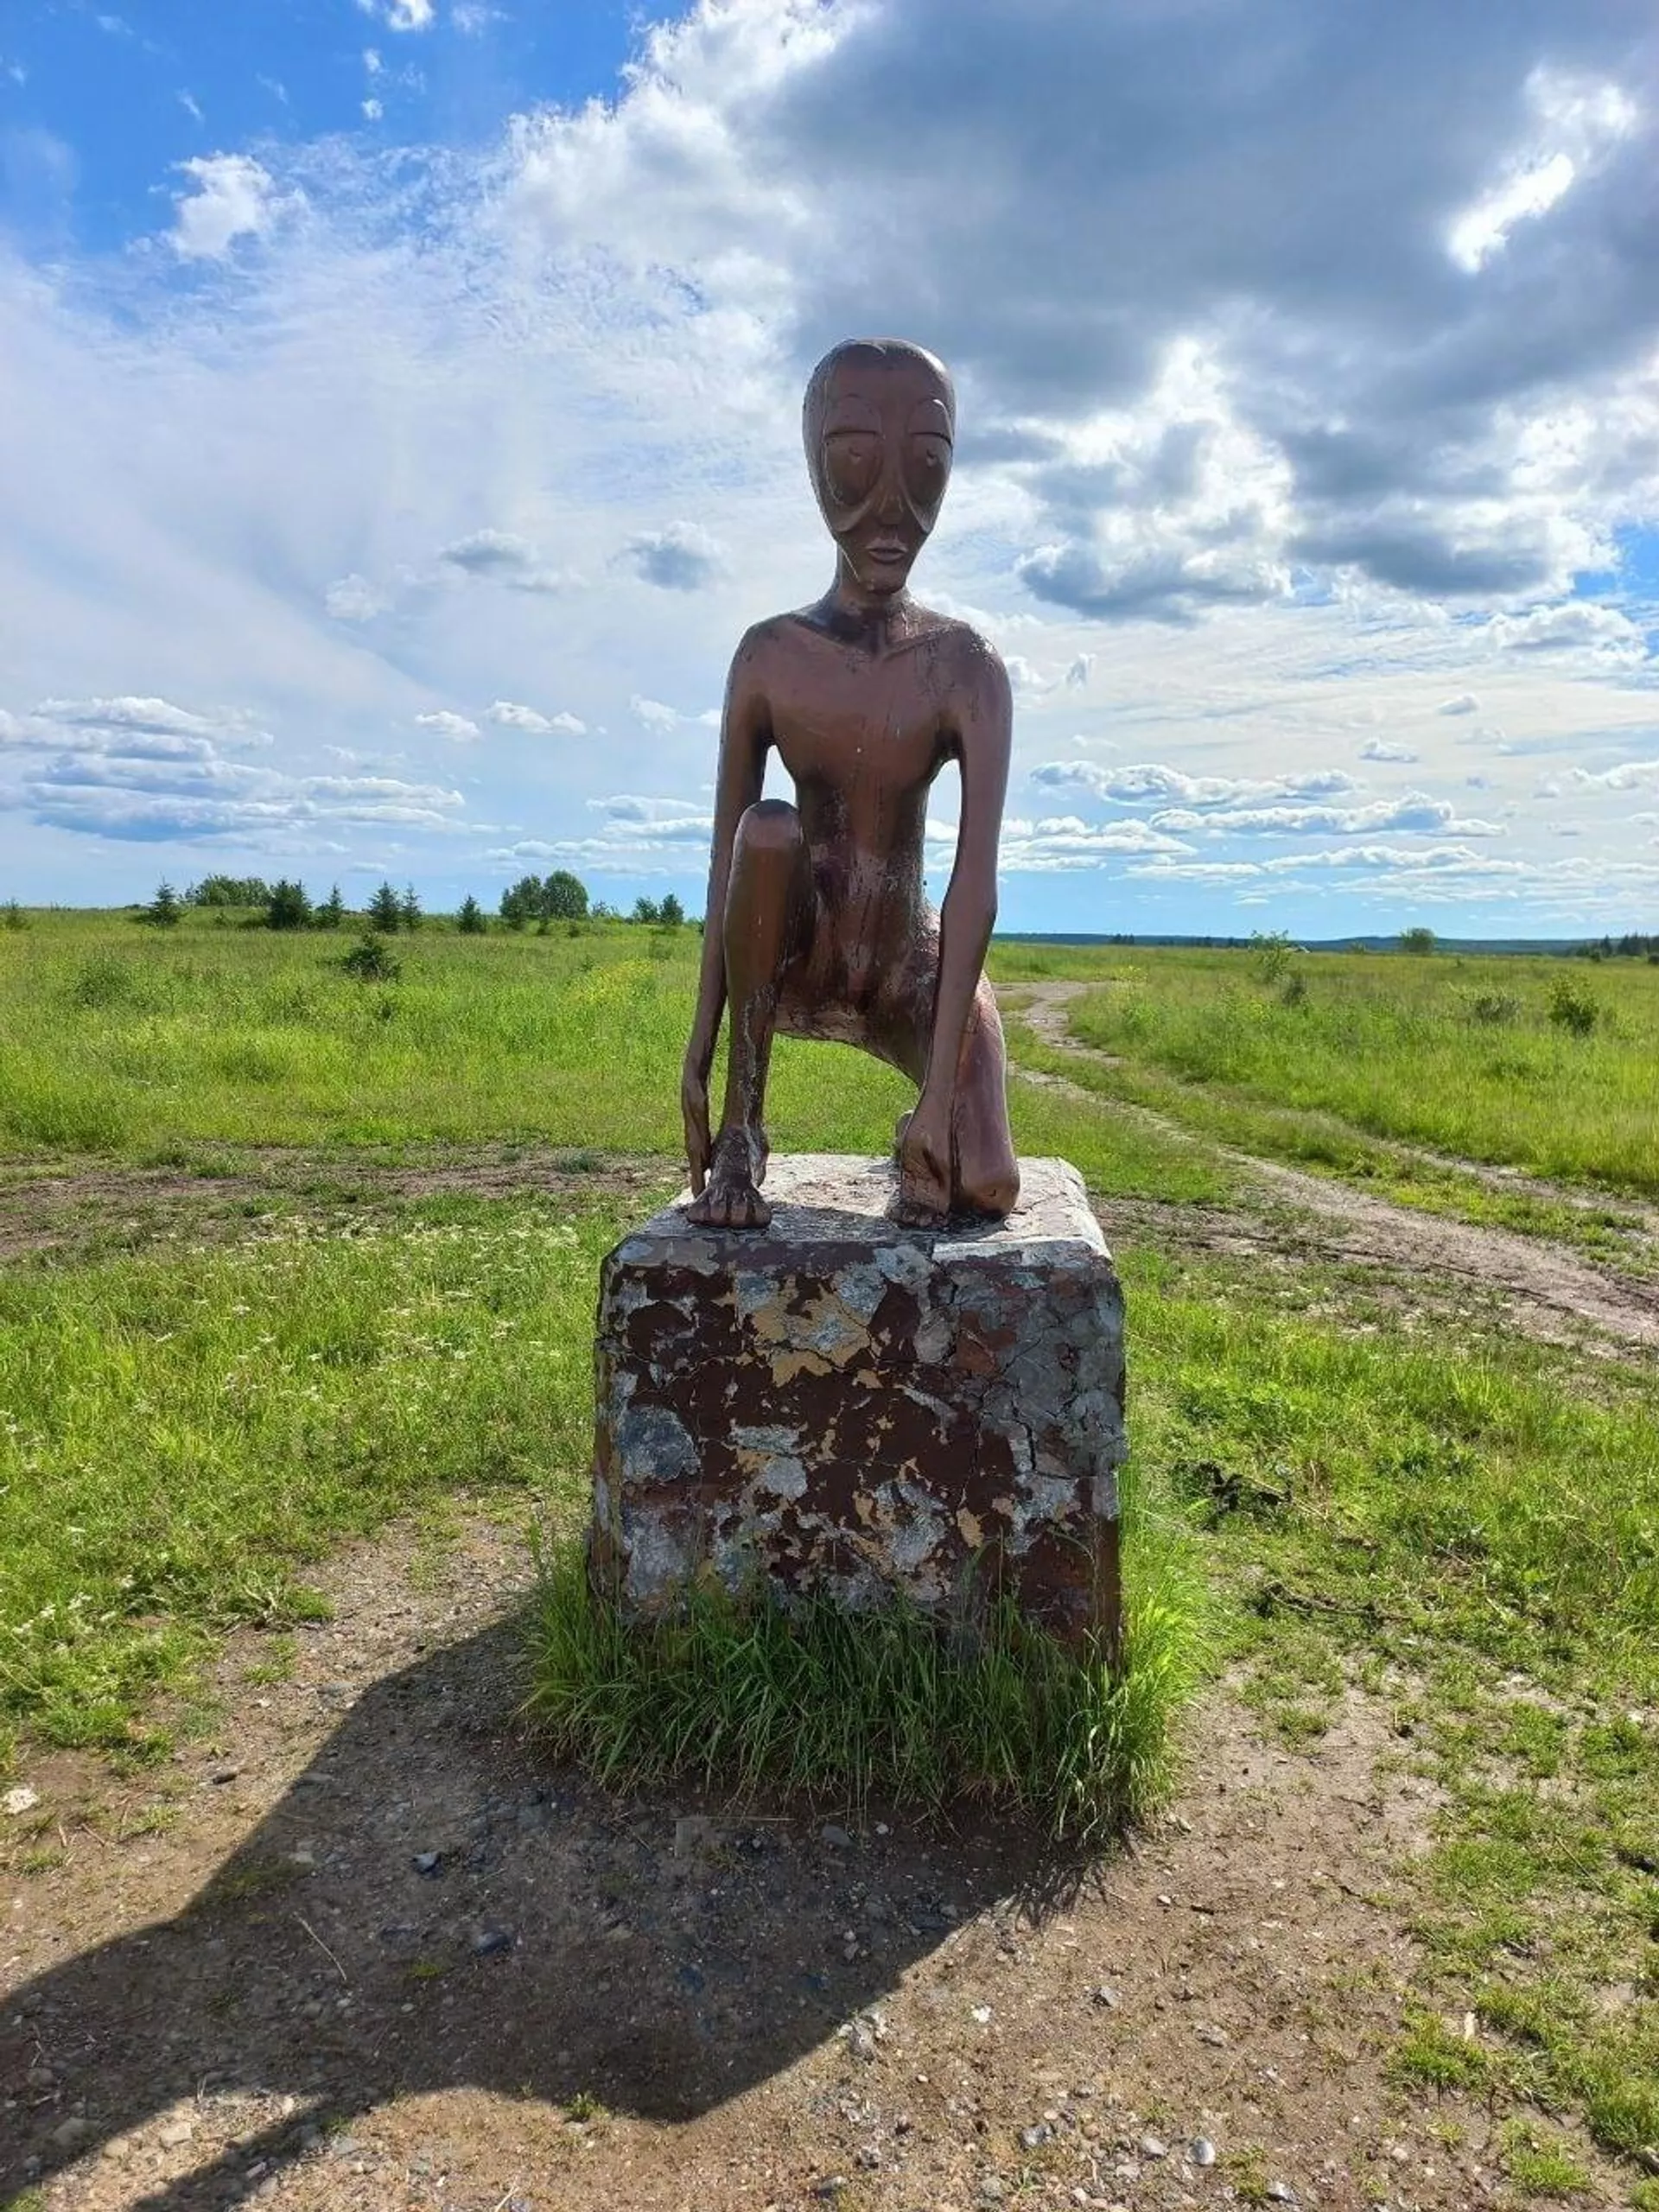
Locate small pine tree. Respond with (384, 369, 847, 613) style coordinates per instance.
(457, 894, 487, 935)
(399, 883, 423, 932)
(141, 880, 182, 928)
(632, 895, 661, 925)
(341, 931, 400, 982)
(266, 879, 313, 931)
(367, 880, 402, 934)
(658, 891, 685, 928)
(315, 884, 346, 931)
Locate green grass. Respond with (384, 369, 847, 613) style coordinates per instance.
(0, 911, 1224, 1205)
(0, 1186, 660, 1754)
(1052, 943, 1659, 1198)
(529, 1531, 1196, 1845)
(1124, 1239, 1659, 2179)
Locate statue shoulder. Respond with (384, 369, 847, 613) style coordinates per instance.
(927, 615, 1011, 713)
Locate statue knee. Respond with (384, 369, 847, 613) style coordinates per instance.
(734, 798, 804, 863)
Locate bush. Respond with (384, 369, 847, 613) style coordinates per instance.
(1399, 925, 1437, 956)
(1250, 930, 1292, 983)
(1548, 976, 1599, 1038)
(457, 895, 487, 935)
(1280, 971, 1307, 1008)
(1468, 992, 1519, 1026)
(2, 899, 28, 931)
(340, 932, 401, 983)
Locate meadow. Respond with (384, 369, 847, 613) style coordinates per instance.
(1009, 938, 1659, 1198)
(2, 904, 1656, 2190)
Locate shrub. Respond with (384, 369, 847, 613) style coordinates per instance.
(1280, 971, 1307, 1008)
(2, 899, 28, 930)
(1548, 976, 1599, 1037)
(658, 892, 685, 928)
(457, 895, 487, 935)
(1249, 930, 1292, 983)
(1468, 992, 1519, 1026)
(1399, 925, 1437, 956)
(340, 932, 401, 983)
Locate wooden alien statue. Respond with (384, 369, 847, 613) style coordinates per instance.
(682, 338, 1020, 1230)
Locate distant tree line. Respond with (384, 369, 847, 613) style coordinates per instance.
(126, 869, 697, 937)
(1571, 931, 1659, 963)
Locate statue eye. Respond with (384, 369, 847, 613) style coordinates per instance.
(905, 432, 950, 506)
(823, 431, 880, 505)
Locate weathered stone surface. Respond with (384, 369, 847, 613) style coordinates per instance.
(588, 1154, 1122, 1644)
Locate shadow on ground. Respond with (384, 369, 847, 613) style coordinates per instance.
(3, 1608, 1096, 2209)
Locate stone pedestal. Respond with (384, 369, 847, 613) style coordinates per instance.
(588, 1155, 1123, 1646)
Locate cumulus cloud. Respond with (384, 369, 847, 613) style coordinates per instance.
(1569, 759, 1659, 790)
(439, 531, 567, 594)
(323, 575, 391, 623)
(1032, 760, 1360, 807)
(624, 521, 728, 593)
(355, 0, 435, 29)
(485, 701, 587, 736)
(414, 710, 480, 743)
(170, 154, 297, 261)
(1149, 793, 1503, 838)
(3, 691, 466, 843)
(1361, 738, 1420, 763)
(1487, 601, 1648, 659)
(1439, 694, 1481, 715)
(631, 696, 683, 734)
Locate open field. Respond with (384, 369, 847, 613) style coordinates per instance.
(1001, 939, 1659, 1200)
(2, 909, 1658, 2208)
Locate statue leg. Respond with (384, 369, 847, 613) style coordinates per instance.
(686, 799, 814, 1230)
(951, 978, 1020, 1218)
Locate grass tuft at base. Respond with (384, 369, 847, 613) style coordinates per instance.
(526, 1540, 1198, 1845)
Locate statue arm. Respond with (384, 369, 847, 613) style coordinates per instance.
(920, 640, 1011, 1109)
(682, 638, 770, 1189)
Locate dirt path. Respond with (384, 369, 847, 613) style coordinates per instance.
(1007, 981, 1659, 1352)
(0, 1150, 671, 1264)
(3, 1507, 1566, 2212)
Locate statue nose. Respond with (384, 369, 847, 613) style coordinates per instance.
(874, 476, 905, 523)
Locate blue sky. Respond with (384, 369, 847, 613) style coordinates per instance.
(3, 0, 1658, 935)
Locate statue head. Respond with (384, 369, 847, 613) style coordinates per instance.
(804, 338, 956, 599)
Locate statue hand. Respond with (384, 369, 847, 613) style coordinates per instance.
(896, 1093, 952, 1224)
(681, 1055, 712, 1195)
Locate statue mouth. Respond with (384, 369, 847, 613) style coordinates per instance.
(866, 538, 909, 564)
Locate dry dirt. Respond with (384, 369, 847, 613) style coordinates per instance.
(1010, 981, 1659, 1353)
(4, 1509, 1548, 2212)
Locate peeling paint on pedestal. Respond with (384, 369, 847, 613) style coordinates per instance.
(588, 1155, 1123, 1645)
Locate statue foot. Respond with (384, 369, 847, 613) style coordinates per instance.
(687, 1128, 772, 1230)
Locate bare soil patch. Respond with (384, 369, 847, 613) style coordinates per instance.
(0, 1150, 669, 1265)
(2, 1510, 1599, 2212)
(1008, 982, 1659, 1353)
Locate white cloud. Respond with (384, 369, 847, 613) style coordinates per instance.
(1487, 601, 1647, 660)
(415, 710, 480, 743)
(1439, 694, 1480, 715)
(324, 575, 391, 624)
(1361, 738, 1420, 763)
(1032, 760, 1360, 807)
(484, 701, 586, 737)
(363, 99, 385, 123)
(625, 521, 728, 593)
(631, 696, 683, 734)
(1149, 793, 1503, 839)
(1065, 654, 1095, 690)
(1569, 760, 1659, 791)
(178, 90, 203, 124)
(1447, 68, 1637, 273)
(439, 531, 568, 594)
(170, 154, 296, 262)
(356, 0, 435, 29)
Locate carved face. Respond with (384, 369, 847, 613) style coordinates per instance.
(804, 341, 956, 598)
